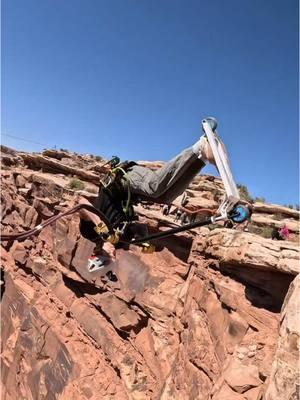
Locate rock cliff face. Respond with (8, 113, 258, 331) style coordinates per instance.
(1, 146, 299, 400)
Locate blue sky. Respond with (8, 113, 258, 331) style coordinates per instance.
(2, 0, 299, 205)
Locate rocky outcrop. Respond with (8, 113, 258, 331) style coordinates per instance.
(264, 274, 300, 400)
(191, 228, 298, 311)
(251, 213, 299, 234)
(1, 252, 130, 400)
(42, 149, 72, 160)
(19, 153, 106, 184)
(194, 228, 299, 275)
(1, 145, 25, 167)
(251, 203, 300, 240)
(1, 147, 299, 400)
(253, 202, 300, 219)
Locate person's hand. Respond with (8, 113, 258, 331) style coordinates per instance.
(102, 241, 116, 260)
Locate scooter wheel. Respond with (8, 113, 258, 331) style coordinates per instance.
(230, 204, 250, 223)
(202, 117, 218, 132)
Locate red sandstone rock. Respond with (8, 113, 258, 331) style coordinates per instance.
(223, 359, 262, 393)
(1, 147, 299, 400)
(212, 383, 246, 400)
(264, 274, 300, 400)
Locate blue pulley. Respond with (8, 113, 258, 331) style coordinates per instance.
(230, 204, 250, 223)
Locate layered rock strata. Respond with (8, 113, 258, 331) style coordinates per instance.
(1, 147, 299, 400)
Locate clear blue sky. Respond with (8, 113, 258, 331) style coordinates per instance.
(2, 0, 299, 205)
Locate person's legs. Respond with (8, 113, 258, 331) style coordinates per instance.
(125, 117, 233, 204)
(126, 146, 206, 203)
(155, 153, 205, 203)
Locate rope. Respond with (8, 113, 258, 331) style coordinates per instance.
(0, 204, 113, 242)
(0, 202, 220, 244)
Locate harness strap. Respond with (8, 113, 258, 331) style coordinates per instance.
(111, 166, 131, 215)
(100, 159, 137, 218)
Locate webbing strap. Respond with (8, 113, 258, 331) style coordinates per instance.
(111, 166, 131, 215)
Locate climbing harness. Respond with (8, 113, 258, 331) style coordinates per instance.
(93, 158, 138, 243)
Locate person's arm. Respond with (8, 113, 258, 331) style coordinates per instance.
(77, 196, 116, 259)
(77, 196, 102, 226)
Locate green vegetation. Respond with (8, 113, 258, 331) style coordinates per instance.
(237, 184, 253, 203)
(122, 354, 134, 366)
(236, 184, 267, 204)
(254, 196, 266, 203)
(95, 155, 103, 162)
(60, 148, 69, 153)
(131, 376, 147, 392)
(247, 225, 273, 239)
(68, 178, 85, 191)
(259, 226, 274, 239)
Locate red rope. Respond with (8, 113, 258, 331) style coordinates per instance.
(0, 204, 113, 242)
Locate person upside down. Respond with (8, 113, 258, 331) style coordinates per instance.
(78, 117, 225, 266)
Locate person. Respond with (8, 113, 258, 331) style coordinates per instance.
(279, 223, 290, 240)
(78, 117, 224, 265)
(271, 224, 289, 241)
(271, 226, 281, 240)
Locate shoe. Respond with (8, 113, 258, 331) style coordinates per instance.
(197, 135, 215, 165)
(194, 131, 228, 167)
(87, 255, 110, 272)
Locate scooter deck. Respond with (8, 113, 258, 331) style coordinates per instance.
(202, 118, 240, 216)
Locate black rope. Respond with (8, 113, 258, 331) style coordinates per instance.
(126, 217, 214, 244)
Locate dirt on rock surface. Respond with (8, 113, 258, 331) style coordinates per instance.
(1, 146, 299, 400)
